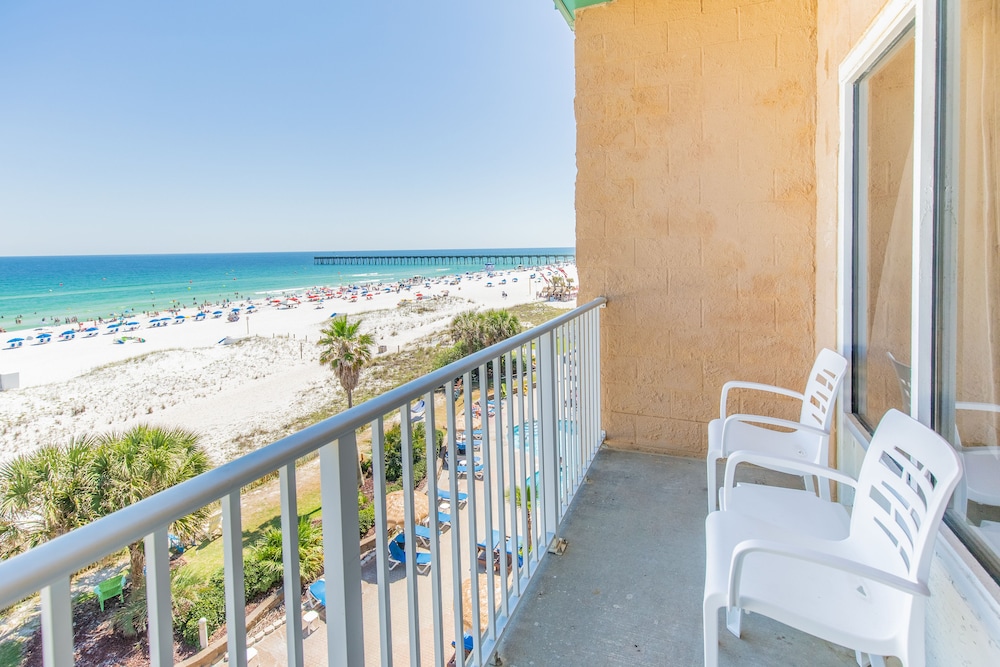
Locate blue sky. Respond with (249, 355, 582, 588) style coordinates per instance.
(0, 2, 576, 256)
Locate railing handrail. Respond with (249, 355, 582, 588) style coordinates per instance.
(0, 297, 606, 607)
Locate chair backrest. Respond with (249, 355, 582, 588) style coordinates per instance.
(389, 537, 405, 561)
(886, 351, 912, 410)
(798, 348, 848, 431)
(850, 409, 963, 583)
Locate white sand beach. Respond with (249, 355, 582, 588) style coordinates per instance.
(0, 266, 577, 465)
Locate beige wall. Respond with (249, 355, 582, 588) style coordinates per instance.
(574, 0, 818, 455)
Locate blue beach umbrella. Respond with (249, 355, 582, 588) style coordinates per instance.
(126, 321, 139, 326)
(85, 326, 98, 331)
(213, 310, 223, 315)
(60, 330, 75, 336)
(7, 337, 24, 343)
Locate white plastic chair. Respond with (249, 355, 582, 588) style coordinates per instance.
(887, 351, 1000, 515)
(706, 348, 847, 511)
(703, 409, 963, 667)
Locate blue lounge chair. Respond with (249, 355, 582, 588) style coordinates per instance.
(455, 461, 484, 478)
(388, 534, 432, 574)
(308, 577, 326, 607)
(436, 489, 468, 508)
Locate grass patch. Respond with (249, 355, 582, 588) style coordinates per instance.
(178, 466, 324, 580)
(0, 640, 22, 667)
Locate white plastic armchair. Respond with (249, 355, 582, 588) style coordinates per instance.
(719, 450, 856, 540)
(703, 409, 963, 667)
(706, 348, 848, 512)
(887, 352, 1000, 514)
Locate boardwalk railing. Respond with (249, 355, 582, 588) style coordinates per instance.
(0, 297, 605, 667)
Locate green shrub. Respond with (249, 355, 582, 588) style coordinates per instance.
(358, 503, 375, 538)
(179, 571, 226, 646)
(383, 422, 437, 483)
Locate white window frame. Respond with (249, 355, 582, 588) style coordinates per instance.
(837, 0, 1000, 638)
(837, 0, 936, 455)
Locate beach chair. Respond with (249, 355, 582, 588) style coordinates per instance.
(388, 534, 432, 574)
(307, 577, 326, 608)
(703, 409, 963, 667)
(436, 489, 468, 508)
(455, 461, 484, 479)
(706, 348, 847, 512)
(94, 574, 127, 611)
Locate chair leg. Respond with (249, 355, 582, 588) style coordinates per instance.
(703, 600, 720, 667)
(707, 455, 720, 513)
(725, 607, 742, 638)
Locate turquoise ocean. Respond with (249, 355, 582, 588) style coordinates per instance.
(0, 248, 574, 332)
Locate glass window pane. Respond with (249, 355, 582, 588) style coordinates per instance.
(939, 0, 1000, 572)
(852, 30, 916, 433)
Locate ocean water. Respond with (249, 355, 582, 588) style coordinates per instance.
(0, 248, 574, 332)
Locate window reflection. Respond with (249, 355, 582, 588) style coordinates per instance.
(940, 0, 1000, 562)
(852, 32, 915, 431)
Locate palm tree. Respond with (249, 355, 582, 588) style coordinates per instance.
(318, 316, 374, 409)
(0, 438, 99, 558)
(481, 309, 521, 347)
(92, 425, 211, 592)
(449, 310, 483, 354)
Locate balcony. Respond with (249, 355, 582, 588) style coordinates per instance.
(0, 298, 857, 666)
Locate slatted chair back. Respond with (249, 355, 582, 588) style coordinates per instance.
(850, 409, 963, 583)
(798, 348, 848, 431)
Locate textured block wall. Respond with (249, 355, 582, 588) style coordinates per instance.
(574, 0, 819, 455)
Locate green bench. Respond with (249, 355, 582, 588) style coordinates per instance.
(94, 574, 127, 611)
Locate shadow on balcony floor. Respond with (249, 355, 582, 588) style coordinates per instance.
(493, 448, 858, 666)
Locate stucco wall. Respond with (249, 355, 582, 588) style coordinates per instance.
(574, 0, 819, 455)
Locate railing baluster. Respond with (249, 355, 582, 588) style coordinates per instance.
(371, 417, 393, 667)
(320, 434, 364, 666)
(537, 330, 559, 548)
(400, 405, 420, 666)
(505, 349, 522, 598)
(40, 577, 73, 667)
(479, 361, 496, 641)
(222, 490, 248, 667)
(446, 384, 465, 666)
(518, 338, 542, 576)
(526, 340, 539, 570)
(493, 353, 510, 621)
(145, 527, 173, 667)
(463, 370, 482, 667)
(279, 463, 304, 667)
(424, 389, 445, 667)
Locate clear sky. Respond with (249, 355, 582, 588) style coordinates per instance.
(0, 2, 576, 256)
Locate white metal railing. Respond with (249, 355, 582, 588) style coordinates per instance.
(0, 297, 605, 667)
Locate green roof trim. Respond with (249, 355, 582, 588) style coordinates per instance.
(553, 0, 610, 30)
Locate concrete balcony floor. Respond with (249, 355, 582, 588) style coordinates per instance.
(493, 448, 858, 667)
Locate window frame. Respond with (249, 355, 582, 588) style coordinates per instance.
(839, 0, 1000, 587)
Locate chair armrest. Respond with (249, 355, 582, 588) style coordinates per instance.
(720, 381, 804, 419)
(721, 451, 857, 510)
(719, 414, 828, 456)
(728, 538, 929, 610)
(956, 402, 1000, 414)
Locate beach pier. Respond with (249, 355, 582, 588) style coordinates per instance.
(313, 252, 574, 267)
